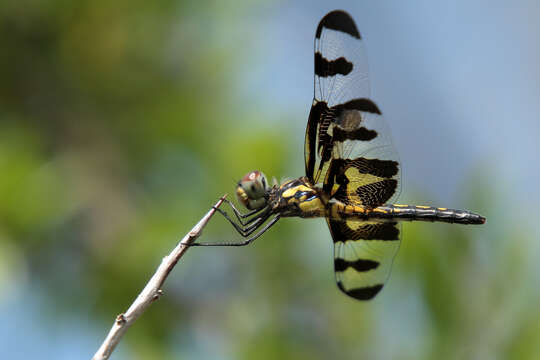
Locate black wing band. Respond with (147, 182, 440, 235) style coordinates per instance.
(315, 10, 361, 39)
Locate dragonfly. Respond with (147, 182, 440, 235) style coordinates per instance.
(193, 10, 486, 300)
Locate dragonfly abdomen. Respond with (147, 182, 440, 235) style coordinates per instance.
(377, 204, 486, 225)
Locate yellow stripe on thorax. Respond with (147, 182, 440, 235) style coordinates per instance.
(282, 185, 312, 198)
(297, 196, 324, 214)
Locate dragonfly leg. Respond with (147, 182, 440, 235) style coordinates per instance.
(192, 215, 281, 247)
(213, 205, 271, 236)
(221, 199, 266, 224)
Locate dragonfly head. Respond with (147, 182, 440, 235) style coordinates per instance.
(236, 170, 270, 210)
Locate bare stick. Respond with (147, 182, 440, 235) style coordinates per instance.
(91, 195, 227, 360)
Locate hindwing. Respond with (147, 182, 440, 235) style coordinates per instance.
(328, 218, 401, 300)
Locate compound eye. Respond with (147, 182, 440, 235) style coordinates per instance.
(236, 170, 269, 210)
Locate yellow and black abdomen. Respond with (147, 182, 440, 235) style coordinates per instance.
(377, 204, 486, 225)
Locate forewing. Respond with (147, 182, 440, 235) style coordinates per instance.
(328, 218, 401, 300)
(305, 10, 369, 184)
(304, 10, 401, 205)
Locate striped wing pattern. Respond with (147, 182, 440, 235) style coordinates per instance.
(329, 220, 401, 300)
(305, 10, 402, 300)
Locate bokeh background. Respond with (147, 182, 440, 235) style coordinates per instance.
(1, 1, 539, 359)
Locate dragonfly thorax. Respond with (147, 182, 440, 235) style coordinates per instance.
(236, 170, 270, 210)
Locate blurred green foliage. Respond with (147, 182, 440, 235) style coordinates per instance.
(0, 2, 539, 360)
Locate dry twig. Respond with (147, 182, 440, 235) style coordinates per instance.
(91, 195, 227, 360)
